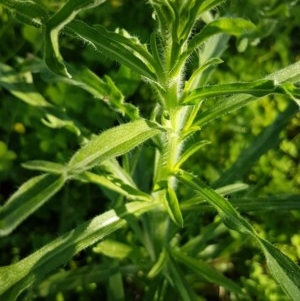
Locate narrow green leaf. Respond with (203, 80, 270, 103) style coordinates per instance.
(197, 0, 226, 16)
(67, 20, 157, 81)
(176, 171, 254, 235)
(174, 140, 211, 170)
(22, 160, 66, 174)
(44, 0, 107, 77)
(181, 194, 300, 213)
(166, 254, 196, 301)
(173, 251, 242, 294)
(0, 201, 156, 301)
(148, 248, 168, 279)
(65, 65, 139, 119)
(195, 60, 300, 126)
(183, 79, 279, 104)
(180, 183, 249, 210)
(0, 174, 65, 236)
(257, 238, 300, 301)
(230, 195, 300, 212)
(108, 262, 125, 301)
(186, 18, 255, 58)
(183, 57, 223, 93)
(33, 263, 136, 297)
(164, 187, 183, 227)
(93, 239, 133, 260)
(213, 101, 298, 187)
(176, 170, 300, 301)
(68, 119, 162, 173)
(75, 171, 152, 202)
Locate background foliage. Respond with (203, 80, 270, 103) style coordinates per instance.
(0, 0, 299, 300)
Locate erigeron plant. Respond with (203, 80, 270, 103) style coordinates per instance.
(0, 0, 299, 300)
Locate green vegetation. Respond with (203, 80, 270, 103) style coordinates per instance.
(0, 0, 299, 300)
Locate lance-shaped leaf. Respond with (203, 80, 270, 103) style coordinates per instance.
(0, 174, 65, 236)
(188, 18, 255, 52)
(22, 160, 66, 174)
(178, 0, 226, 42)
(44, 0, 107, 77)
(183, 79, 284, 105)
(65, 65, 139, 119)
(67, 20, 157, 81)
(176, 17, 255, 67)
(68, 119, 162, 173)
(0, 201, 157, 301)
(176, 170, 300, 301)
(174, 140, 211, 170)
(195, 60, 300, 127)
(164, 187, 183, 227)
(75, 171, 152, 202)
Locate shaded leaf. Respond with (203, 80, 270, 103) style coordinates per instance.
(173, 251, 242, 294)
(0, 201, 157, 301)
(176, 170, 300, 301)
(43, 0, 107, 77)
(0, 0, 48, 27)
(213, 101, 298, 187)
(0, 174, 65, 236)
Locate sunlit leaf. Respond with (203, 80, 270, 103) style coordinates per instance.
(93, 239, 133, 260)
(68, 119, 162, 173)
(185, 18, 255, 58)
(195, 60, 300, 126)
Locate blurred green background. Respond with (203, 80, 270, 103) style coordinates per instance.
(0, 1, 299, 300)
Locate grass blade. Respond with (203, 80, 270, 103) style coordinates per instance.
(0, 174, 65, 236)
